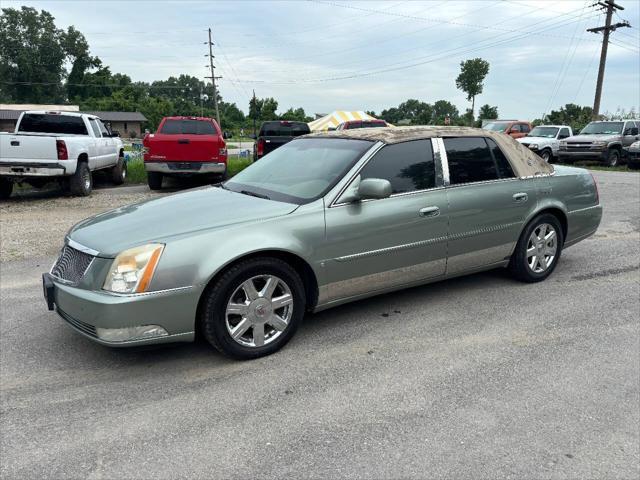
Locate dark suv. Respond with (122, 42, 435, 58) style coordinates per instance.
(254, 121, 310, 161)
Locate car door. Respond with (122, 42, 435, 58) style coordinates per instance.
(97, 119, 117, 166)
(556, 128, 571, 155)
(622, 121, 640, 148)
(321, 139, 448, 305)
(442, 136, 538, 274)
(87, 118, 105, 169)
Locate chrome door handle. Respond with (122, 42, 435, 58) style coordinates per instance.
(513, 193, 528, 203)
(419, 206, 440, 217)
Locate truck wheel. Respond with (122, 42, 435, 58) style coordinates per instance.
(540, 149, 552, 162)
(199, 257, 306, 359)
(0, 178, 13, 200)
(69, 162, 92, 196)
(147, 172, 163, 190)
(606, 149, 620, 167)
(111, 155, 127, 185)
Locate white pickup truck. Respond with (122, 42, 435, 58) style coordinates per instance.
(516, 124, 573, 162)
(0, 111, 126, 199)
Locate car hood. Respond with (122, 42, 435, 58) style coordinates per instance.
(517, 136, 554, 144)
(564, 133, 619, 143)
(68, 186, 299, 257)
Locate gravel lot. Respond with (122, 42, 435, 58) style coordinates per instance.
(1, 171, 639, 479)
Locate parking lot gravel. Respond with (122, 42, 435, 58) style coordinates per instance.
(1, 170, 638, 479)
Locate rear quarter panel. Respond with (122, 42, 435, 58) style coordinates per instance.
(539, 166, 602, 246)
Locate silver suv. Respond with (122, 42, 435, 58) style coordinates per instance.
(558, 120, 640, 167)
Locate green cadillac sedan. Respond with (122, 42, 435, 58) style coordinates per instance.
(43, 127, 602, 359)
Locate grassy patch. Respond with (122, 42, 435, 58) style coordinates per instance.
(126, 159, 147, 184)
(227, 155, 252, 177)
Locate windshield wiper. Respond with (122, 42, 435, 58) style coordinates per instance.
(240, 189, 270, 200)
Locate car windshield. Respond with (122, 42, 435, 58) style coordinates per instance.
(225, 138, 373, 204)
(483, 122, 509, 132)
(580, 122, 624, 135)
(528, 127, 559, 138)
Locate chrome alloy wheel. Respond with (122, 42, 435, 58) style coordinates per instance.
(225, 275, 294, 348)
(526, 223, 558, 273)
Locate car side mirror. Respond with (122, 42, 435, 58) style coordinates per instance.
(358, 178, 392, 200)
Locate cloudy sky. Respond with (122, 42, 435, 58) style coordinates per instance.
(6, 0, 640, 119)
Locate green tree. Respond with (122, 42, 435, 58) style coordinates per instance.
(455, 58, 490, 121)
(249, 96, 278, 122)
(432, 100, 459, 125)
(280, 107, 309, 122)
(0, 7, 96, 103)
(533, 104, 593, 133)
(478, 104, 498, 120)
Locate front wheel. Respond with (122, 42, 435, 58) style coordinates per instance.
(509, 213, 564, 283)
(200, 257, 306, 359)
(69, 162, 92, 196)
(111, 155, 127, 185)
(539, 149, 552, 162)
(605, 149, 620, 167)
(0, 178, 13, 200)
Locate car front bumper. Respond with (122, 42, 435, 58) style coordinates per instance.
(43, 273, 199, 347)
(557, 150, 607, 161)
(144, 161, 226, 175)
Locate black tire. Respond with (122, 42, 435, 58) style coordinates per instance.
(509, 213, 564, 283)
(0, 178, 13, 200)
(605, 149, 620, 167)
(147, 171, 163, 190)
(540, 149, 552, 162)
(111, 155, 127, 185)
(200, 257, 306, 360)
(69, 162, 92, 196)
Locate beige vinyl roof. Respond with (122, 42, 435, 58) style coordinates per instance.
(306, 126, 554, 178)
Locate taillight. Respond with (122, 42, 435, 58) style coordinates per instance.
(257, 138, 264, 157)
(590, 172, 599, 204)
(56, 140, 68, 160)
(219, 147, 227, 156)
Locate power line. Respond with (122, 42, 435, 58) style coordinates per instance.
(205, 28, 221, 126)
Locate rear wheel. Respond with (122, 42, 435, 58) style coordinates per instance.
(111, 155, 127, 185)
(147, 171, 163, 190)
(200, 257, 306, 359)
(0, 178, 13, 200)
(605, 149, 620, 167)
(69, 162, 92, 196)
(509, 213, 564, 283)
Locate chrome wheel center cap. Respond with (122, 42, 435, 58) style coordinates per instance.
(251, 299, 272, 321)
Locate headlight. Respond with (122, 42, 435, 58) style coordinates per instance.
(103, 243, 164, 293)
(528, 144, 538, 150)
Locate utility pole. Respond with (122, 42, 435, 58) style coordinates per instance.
(252, 89, 257, 138)
(587, 0, 630, 119)
(205, 28, 222, 127)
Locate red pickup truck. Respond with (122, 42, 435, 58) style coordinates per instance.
(143, 116, 227, 190)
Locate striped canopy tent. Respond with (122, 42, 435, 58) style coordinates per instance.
(308, 111, 379, 131)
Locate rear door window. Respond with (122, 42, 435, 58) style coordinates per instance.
(359, 140, 436, 194)
(88, 119, 101, 137)
(444, 137, 508, 185)
(160, 119, 216, 135)
(18, 114, 88, 135)
(520, 123, 531, 133)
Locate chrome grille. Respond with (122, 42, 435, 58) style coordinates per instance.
(51, 245, 94, 284)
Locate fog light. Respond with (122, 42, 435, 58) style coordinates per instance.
(96, 325, 169, 342)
